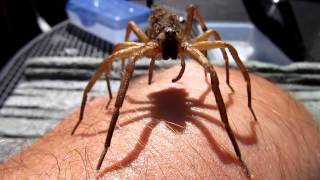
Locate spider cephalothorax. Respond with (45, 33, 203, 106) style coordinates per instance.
(71, 4, 257, 177)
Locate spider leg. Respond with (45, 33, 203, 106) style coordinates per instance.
(120, 21, 150, 76)
(148, 58, 155, 85)
(103, 70, 112, 99)
(183, 4, 207, 41)
(111, 42, 144, 85)
(71, 45, 146, 135)
(112, 42, 144, 53)
(183, 4, 233, 91)
(172, 56, 186, 83)
(191, 40, 257, 121)
(100, 43, 144, 107)
(103, 66, 113, 109)
(185, 46, 251, 177)
(97, 58, 137, 170)
(96, 45, 158, 170)
(191, 30, 233, 91)
(113, 43, 143, 76)
(125, 21, 149, 43)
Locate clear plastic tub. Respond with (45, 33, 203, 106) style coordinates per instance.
(202, 22, 292, 65)
(66, 0, 150, 44)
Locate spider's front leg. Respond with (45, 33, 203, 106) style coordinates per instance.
(71, 45, 145, 135)
(96, 58, 136, 170)
(96, 45, 158, 170)
(191, 40, 257, 122)
(184, 46, 251, 177)
(191, 30, 233, 91)
(101, 42, 145, 105)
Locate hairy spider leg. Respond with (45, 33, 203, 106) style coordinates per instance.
(103, 71, 113, 100)
(101, 42, 145, 102)
(112, 42, 145, 53)
(125, 21, 149, 43)
(191, 41, 257, 121)
(148, 55, 186, 84)
(172, 56, 185, 82)
(71, 45, 145, 135)
(184, 46, 251, 177)
(184, 4, 232, 91)
(148, 58, 156, 85)
(192, 30, 233, 91)
(96, 45, 158, 170)
(120, 21, 150, 75)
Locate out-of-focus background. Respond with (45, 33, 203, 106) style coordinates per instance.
(0, 0, 320, 164)
(1, 0, 320, 69)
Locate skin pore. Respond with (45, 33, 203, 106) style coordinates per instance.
(0, 62, 319, 179)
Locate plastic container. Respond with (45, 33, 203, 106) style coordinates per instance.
(66, 0, 150, 44)
(201, 22, 292, 65)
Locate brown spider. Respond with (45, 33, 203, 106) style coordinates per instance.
(71, 4, 257, 177)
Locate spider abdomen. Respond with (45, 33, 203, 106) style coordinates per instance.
(145, 5, 184, 40)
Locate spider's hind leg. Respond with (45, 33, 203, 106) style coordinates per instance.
(183, 4, 207, 40)
(184, 4, 233, 92)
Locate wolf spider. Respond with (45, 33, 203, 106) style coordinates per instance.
(71, 4, 257, 177)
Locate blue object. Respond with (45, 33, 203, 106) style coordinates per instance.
(66, 0, 150, 29)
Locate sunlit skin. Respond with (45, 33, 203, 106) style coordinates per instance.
(1, 63, 319, 179)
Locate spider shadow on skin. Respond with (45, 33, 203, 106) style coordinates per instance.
(79, 82, 258, 176)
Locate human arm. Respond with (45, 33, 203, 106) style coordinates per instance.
(0, 62, 319, 179)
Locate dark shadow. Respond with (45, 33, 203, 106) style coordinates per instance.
(91, 85, 257, 177)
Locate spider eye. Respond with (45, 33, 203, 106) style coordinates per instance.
(165, 28, 176, 36)
(179, 16, 185, 23)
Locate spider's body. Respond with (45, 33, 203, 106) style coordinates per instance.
(145, 5, 184, 41)
(71, 4, 257, 177)
(145, 5, 184, 60)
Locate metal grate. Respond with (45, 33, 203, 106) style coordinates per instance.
(28, 22, 112, 58)
(0, 21, 114, 108)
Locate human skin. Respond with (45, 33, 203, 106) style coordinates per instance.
(0, 62, 320, 179)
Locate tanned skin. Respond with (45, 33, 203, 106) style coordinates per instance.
(1, 63, 319, 179)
